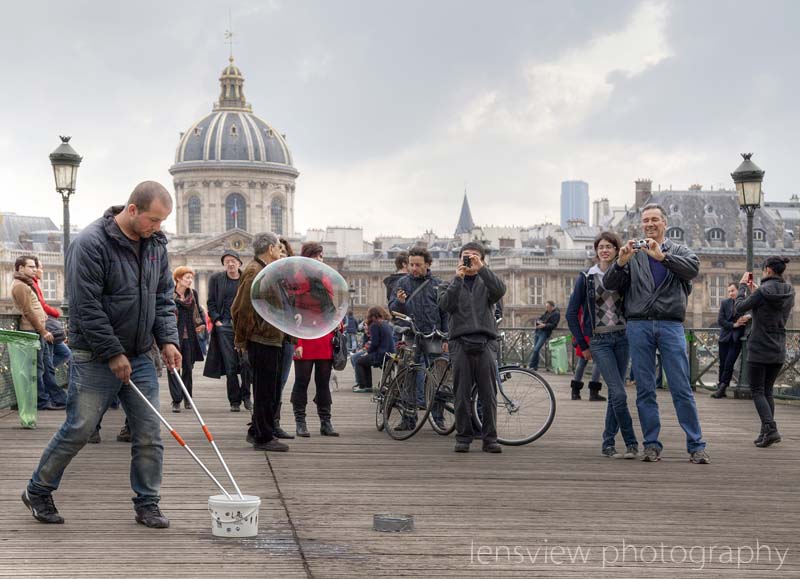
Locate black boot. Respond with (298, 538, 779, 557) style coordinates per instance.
(756, 423, 781, 448)
(588, 381, 606, 401)
(273, 419, 295, 440)
(710, 383, 728, 398)
(753, 424, 768, 445)
(570, 380, 584, 400)
(320, 419, 340, 437)
(294, 404, 310, 437)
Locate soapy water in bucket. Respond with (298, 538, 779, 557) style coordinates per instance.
(250, 256, 350, 340)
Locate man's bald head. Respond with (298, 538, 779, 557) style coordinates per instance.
(128, 181, 173, 212)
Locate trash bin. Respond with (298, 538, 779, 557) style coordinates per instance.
(548, 335, 569, 375)
(0, 329, 41, 429)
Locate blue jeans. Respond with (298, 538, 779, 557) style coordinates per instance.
(37, 338, 68, 408)
(627, 320, 705, 453)
(589, 331, 638, 449)
(528, 332, 548, 370)
(347, 333, 358, 352)
(573, 356, 601, 383)
(28, 351, 164, 507)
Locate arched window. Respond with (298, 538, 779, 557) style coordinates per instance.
(707, 228, 725, 242)
(187, 196, 201, 233)
(666, 227, 684, 241)
(753, 229, 766, 242)
(270, 197, 284, 234)
(225, 193, 247, 231)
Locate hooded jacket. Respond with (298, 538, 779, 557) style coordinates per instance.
(66, 206, 179, 361)
(383, 272, 406, 304)
(734, 276, 795, 365)
(603, 238, 698, 322)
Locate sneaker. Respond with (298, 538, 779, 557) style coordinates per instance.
(184, 400, 192, 410)
(230, 404, 241, 413)
(454, 442, 470, 453)
(601, 446, 622, 459)
(243, 398, 253, 411)
(22, 490, 64, 524)
(116, 425, 131, 443)
(171, 402, 181, 413)
(253, 439, 289, 452)
(689, 450, 711, 464)
(641, 446, 661, 462)
(623, 445, 639, 459)
(352, 385, 371, 393)
(134, 504, 170, 528)
(482, 442, 503, 453)
(87, 430, 101, 444)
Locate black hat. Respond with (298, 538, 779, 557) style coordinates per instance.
(220, 249, 243, 266)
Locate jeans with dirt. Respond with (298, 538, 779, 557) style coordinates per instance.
(28, 351, 163, 507)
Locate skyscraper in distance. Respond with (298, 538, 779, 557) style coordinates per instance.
(560, 180, 589, 228)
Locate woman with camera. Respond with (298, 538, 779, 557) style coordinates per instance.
(734, 256, 794, 447)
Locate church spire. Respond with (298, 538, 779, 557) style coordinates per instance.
(455, 192, 475, 235)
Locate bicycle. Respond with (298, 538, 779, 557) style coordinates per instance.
(378, 313, 441, 441)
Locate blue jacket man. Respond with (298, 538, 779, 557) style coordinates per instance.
(24, 182, 181, 528)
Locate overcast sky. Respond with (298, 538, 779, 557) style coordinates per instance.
(2, 0, 798, 240)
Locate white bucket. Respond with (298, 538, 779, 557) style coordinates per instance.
(208, 494, 261, 538)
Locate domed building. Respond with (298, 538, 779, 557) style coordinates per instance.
(168, 57, 299, 303)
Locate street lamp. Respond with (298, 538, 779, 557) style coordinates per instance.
(731, 152, 764, 398)
(50, 136, 82, 314)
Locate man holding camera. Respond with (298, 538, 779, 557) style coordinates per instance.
(438, 242, 506, 453)
(604, 204, 709, 464)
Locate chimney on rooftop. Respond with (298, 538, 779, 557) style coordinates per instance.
(635, 179, 652, 209)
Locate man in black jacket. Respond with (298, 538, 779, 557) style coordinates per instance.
(711, 283, 750, 398)
(203, 249, 251, 412)
(604, 203, 709, 464)
(438, 241, 506, 453)
(528, 301, 560, 371)
(23, 182, 181, 528)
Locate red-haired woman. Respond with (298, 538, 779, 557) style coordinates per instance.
(168, 266, 205, 412)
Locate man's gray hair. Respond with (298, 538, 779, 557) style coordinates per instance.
(641, 203, 667, 220)
(253, 232, 279, 256)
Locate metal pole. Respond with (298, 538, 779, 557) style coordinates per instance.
(735, 207, 756, 398)
(60, 190, 71, 316)
(171, 369, 244, 499)
(128, 378, 233, 499)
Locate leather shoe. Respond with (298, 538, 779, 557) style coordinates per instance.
(320, 420, 340, 437)
(230, 404, 241, 413)
(274, 426, 295, 439)
(87, 430, 101, 444)
(253, 439, 289, 452)
(296, 421, 310, 438)
(454, 442, 470, 453)
(135, 504, 170, 528)
(243, 398, 253, 411)
(482, 442, 503, 453)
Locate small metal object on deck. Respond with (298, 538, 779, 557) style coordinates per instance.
(373, 514, 414, 532)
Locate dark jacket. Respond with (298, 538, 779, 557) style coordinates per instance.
(734, 276, 795, 364)
(175, 288, 205, 362)
(604, 239, 699, 322)
(438, 268, 506, 341)
(203, 270, 241, 379)
(66, 206, 179, 361)
(368, 320, 396, 357)
(536, 308, 560, 337)
(388, 271, 449, 334)
(717, 298, 746, 344)
(565, 270, 611, 351)
(345, 314, 359, 334)
(383, 273, 406, 304)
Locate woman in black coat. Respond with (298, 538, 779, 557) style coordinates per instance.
(735, 256, 794, 447)
(168, 267, 205, 412)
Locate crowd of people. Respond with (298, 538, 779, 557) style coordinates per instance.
(13, 184, 794, 528)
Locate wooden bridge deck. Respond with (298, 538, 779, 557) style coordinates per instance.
(1, 367, 798, 578)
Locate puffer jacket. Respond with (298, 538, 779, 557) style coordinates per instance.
(603, 239, 699, 322)
(735, 276, 795, 364)
(67, 206, 179, 361)
(388, 271, 448, 333)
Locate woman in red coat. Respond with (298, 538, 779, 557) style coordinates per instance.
(290, 242, 340, 437)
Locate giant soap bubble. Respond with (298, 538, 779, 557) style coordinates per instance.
(250, 256, 350, 339)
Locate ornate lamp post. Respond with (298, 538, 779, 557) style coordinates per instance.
(731, 152, 764, 398)
(49, 136, 82, 313)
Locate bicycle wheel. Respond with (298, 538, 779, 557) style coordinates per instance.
(375, 393, 385, 431)
(383, 366, 436, 441)
(428, 357, 456, 435)
(472, 367, 556, 446)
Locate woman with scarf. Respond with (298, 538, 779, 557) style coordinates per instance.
(168, 266, 205, 412)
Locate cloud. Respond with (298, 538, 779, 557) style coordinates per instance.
(298, 53, 333, 82)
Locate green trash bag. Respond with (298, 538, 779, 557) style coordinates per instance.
(548, 335, 569, 375)
(0, 329, 41, 429)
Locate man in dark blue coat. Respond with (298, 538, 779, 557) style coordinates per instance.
(23, 182, 181, 528)
(711, 283, 749, 398)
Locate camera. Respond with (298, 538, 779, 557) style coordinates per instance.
(463, 255, 472, 268)
(632, 239, 649, 250)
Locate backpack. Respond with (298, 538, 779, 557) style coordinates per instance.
(332, 329, 348, 371)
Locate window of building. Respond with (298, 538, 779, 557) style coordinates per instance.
(708, 274, 729, 309)
(188, 196, 201, 233)
(193, 127, 202, 136)
(707, 228, 725, 242)
(753, 229, 765, 242)
(230, 125, 238, 136)
(270, 197, 284, 235)
(225, 193, 247, 231)
(41, 271, 58, 301)
(351, 278, 367, 306)
(667, 227, 684, 241)
(527, 276, 544, 306)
